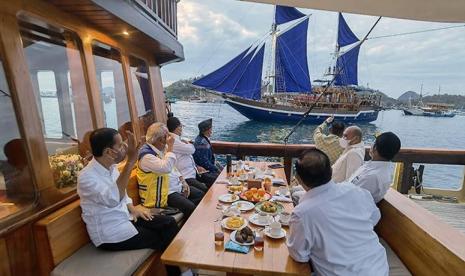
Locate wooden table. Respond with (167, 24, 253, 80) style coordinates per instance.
(161, 162, 311, 276)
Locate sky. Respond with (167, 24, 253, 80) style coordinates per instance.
(160, 0, 465, 99)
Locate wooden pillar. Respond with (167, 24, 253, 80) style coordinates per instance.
(284, 157, 293, 183)
(399, 162, 413, 194)
(54, 70, 74, 138)
(148, 63, 167, 123)
(29, 70, 45, 131)
(82, 41, 104, 128)
(121, 53, 141, 140)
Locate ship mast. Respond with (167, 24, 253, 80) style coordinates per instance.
(266, 6, 278, 96)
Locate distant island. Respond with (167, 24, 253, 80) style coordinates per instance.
(164, 78, 465, 109)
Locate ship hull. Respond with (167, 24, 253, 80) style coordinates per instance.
(225, 98, 379, 123)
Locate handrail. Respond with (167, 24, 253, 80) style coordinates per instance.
(133, 0, 178, 38)
(211, 141, 465, 193)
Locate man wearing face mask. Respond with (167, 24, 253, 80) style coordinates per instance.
(138, 123, 204, 219)
(348, 132, 401, 203)
(77, 128, 181, 276)
(331, 126, 365, 183)
(167, 116, 212, 193)
(193, 118, 222, 179)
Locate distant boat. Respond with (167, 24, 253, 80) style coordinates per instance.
(193, 6, 381, 123)
(188, 95, 207, 103)
(402, 92, 455, 118)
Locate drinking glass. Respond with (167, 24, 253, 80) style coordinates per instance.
(254, 229, 264, 251)
(214, 220, 224, 245)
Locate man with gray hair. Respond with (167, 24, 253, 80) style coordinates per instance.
(136, 123, 204, 219)
(331, 125, 366, 183)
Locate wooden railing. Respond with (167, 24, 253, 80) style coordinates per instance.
(211, 141, 465, 194)
(135, 0, 178, 37)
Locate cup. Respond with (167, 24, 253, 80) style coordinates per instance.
(258, 213, 269, 224)
(280, 211, 291, 224)
(254, 229, 264, 251)
(278, 186, 288, 196)
(214, 221, 224, 245)
(270, 221, 282, 236)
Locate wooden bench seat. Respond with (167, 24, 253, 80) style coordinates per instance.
(34, 200, 168, 276)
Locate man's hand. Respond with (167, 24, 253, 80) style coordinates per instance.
(131, 205, 153, 222)
(325, 116, 334, 124)
(197, 166, 208, 174)
(182, 181, 190, 197)
(166, 134, 175, 152)
(125, 131, 140, 164)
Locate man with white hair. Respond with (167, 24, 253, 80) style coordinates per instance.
(137, 123, 204, 219)
(332, 125, 366, 183)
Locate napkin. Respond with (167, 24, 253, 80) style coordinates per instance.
(272, 178, 286, 185)
(225, 240, 250, 254)
(271, 195, 293, 203)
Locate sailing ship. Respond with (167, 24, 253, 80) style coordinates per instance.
(403, 88, 456, 117)
(193, 6, 382, 123)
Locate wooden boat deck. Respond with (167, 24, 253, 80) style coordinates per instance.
(411, 199, 465, 233)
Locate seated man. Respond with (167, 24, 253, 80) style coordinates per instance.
(167, 116, 212, 193)
(287, 149, 388, 275)
(348, 132, 401, 203)
(77, 128, 180, 276)
(193, 118, 221, 180)
(332, 125, 365, 183)
(138, 123, 204, 218)
(313, 116, 345, 165)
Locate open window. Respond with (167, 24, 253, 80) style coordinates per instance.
(129, 55, 154, 135)
(19, 16, 93, 192)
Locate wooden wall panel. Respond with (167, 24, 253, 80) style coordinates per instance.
(5, 225, 36, 276)
(0, 239, 12, 276)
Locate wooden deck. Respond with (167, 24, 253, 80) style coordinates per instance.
(411, 199, 465, 233)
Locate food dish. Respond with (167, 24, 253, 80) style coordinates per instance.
(255, 201, 284, 216)
(222, 216, 248, 231)
(230, 227, 254, 245)
(231, 201, 255, 211)
(218, 194, 240, 203)
(239, 188, 271, 202)
(228, 185, 244, 194)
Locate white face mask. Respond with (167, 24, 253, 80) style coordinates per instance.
(339, 138, 349, 149)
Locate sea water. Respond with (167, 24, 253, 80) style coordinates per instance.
(172, 101, 465, 190)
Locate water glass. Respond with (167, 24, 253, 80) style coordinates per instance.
(214, 221, 224, 245)
(254, 229, 264, 251)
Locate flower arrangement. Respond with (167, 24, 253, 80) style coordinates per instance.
(49, 154, 85, 189)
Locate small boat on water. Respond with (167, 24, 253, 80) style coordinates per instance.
(403, 101, 456, 117)
(187, 95, 208, 103)
(193, 7, 382, 123)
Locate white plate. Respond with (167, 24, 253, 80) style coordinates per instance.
(264, 227, 287, 239)
(230, 230, 254, 246)
(232, 201, 255, 211)
(221, 217, 248, 231)
(248, 213, 273, 226)
(275, 214, 290, 226)
(218, 194, 240, 203)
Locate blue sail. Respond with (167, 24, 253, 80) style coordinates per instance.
(275, 5, 306, 25)
(233, 45, 265, 100)
(334, 44, 361, 86)
(213, 46, 256, 93)
(338, 13, 359, 47)
(192, 47, 250, 89)
(275, 18, 311, 93)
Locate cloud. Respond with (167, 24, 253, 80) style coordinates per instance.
(162, 0, 465, 98)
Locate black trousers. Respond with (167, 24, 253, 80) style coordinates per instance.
(99, 216, 180, 276)
(197, 172, 219, 187)
(167, 186, 204, 219)
(185, 177, 208, 193)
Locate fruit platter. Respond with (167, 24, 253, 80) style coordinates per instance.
(254, 201, 284, 216)
(239, 188, 271, 203)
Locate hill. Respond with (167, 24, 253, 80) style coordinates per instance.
(423, 94, 465, 108)
(398, 91, 420, 103)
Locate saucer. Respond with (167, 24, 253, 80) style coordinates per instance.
(264, 227, 287, 239)
(248, 213, 272, 226)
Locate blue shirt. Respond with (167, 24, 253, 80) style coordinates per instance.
(193, 135, 218, 173)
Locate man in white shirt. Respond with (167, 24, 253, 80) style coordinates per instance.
(77, 128, 180, 276)
(287, 149, 388, 276)
(139, 123, 204, 218)
(348, 132, 401, 203)
(166, 116, 213, 193)
(332, 125, 366, 183)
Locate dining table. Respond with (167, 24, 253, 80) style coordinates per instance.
(161, 161, 311, 276)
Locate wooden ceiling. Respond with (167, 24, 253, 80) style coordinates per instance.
(46, 0, 183, 65)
